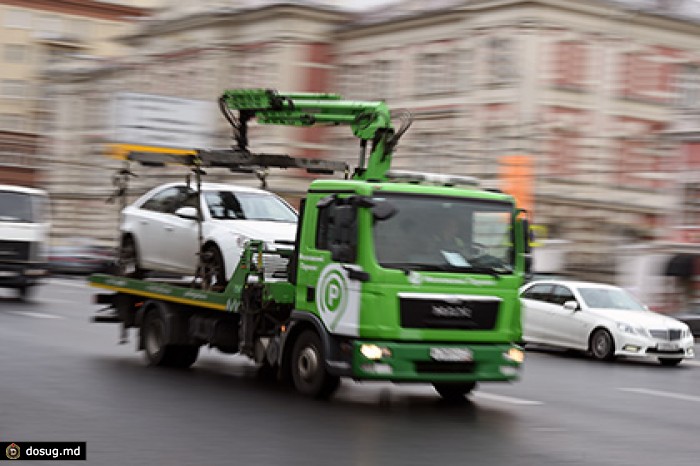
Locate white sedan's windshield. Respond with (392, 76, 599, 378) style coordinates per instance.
(578, 288, 646, 311)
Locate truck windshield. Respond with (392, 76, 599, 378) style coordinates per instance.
(0, 191, 44, 223)
(372, 194, 514, 274)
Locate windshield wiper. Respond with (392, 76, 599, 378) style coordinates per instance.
(380, 262, 439, 274)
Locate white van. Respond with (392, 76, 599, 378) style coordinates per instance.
(0, 184, 51, 299)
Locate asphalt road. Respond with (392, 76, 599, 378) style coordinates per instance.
(1, 278, 699, 466)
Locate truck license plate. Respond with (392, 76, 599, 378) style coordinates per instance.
(430, 347, 473, 362)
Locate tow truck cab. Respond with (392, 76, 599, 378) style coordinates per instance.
(289, 174, 529, 383)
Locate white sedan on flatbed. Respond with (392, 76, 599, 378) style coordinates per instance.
(118, 182, 297, 290)
(520, 280, 695, 366)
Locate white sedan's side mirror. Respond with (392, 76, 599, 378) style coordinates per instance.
(563, 300, 579, 312)
(174, 206, 199, 220)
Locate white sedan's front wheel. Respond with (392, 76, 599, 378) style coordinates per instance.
(590, 329, 615, 361)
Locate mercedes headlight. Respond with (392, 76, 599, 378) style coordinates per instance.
(617, 322, 645, 336)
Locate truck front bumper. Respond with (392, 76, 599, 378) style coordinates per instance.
(0, 262, 50, 288)
(341, 340, 523, 383)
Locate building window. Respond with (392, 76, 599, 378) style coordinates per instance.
(675, 64, 700, 110)
(486, 37, 517, 85)
(415, 52, 454, 95)
(0, 113, 24, 131)
(4, 44, 27, 64)
(370, 60, 394, 100)
(552, 40, 588, 90)
(338, 64, 361, 99)
(456, 48, 474, 92)
(620, 51, 667, 102)
(36, 14, 63, 37)
(1, 79, 26, 98)
(3, 9, 32, 29)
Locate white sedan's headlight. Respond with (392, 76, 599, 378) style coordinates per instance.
(234, 234, 251, 248)
(616, 322, 646, 336)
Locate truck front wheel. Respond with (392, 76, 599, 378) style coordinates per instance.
(291, 330, 339, 399)
(433, 382, 477, 402)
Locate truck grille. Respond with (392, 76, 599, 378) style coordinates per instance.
(0, 240, 31, 262)
(399, 294, 500, 330)
(649, 329, 682, 341)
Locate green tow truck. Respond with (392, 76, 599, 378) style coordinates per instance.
(90, 89, 531, 400)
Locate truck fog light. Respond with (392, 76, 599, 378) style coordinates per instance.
(504, 348, 524, 363)
(361, 363, 393, 375)
(500, 366, 519, 376)
(687, 348, 695, 357)
(622, 345, 641, 352)
(360, 344, 391, 360)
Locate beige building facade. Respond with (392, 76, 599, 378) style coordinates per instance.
(0, 0, 153, 188)
(45, 0, 700, 286)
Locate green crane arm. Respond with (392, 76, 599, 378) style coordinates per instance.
(219, 89, 410, 181)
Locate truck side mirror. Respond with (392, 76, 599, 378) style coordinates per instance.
(522, 218, 532, 254)
(371, 200, 397, 221)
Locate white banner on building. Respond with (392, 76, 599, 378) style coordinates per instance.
(110, 92, 217, 150)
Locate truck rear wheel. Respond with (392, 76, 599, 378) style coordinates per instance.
(142, 311, 198, 368)
(433, 382, 477, 402)
(291, 330, 339, 399)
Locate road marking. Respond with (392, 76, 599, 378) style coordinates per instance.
(473, 392, 543, 406)
(682, 360, 700, 368)
(618, 387, 700, 403)
(47, 278, 89, 288)
(6, 310, 62, 319)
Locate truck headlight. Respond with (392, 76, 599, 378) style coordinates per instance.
(360, 344, 391, 360)
(504, 347, 524, 363)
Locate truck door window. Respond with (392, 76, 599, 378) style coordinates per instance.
(315, 202, 357, 262)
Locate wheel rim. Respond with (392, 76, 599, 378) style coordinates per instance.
(200, 247, 225, 290)
(145, 319, 163, 357)
(593, 332, 610, 358)
(297, 346, 319, 383)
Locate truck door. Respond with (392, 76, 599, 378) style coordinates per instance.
(296, 195, 364, 337)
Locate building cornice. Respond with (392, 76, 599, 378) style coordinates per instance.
(122, 3, 350, 44)
(0, 0, 149, 21)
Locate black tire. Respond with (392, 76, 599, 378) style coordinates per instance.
(433, 382, 477, 402)
(659, 358, 682, 367)
(143, 310, 170, 366)
(589, 329, 615, 361)
(17, 286, 34, 301)
(257, 361, 279, 382)
(168, 345, 200, 369)
(119, 236, 145, 279)
(290, 330, 340, 399)
(199, 244, 227, 292)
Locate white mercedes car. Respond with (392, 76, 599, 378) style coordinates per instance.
(520, 280, 695, 366)
(119, 182, 297, 289)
